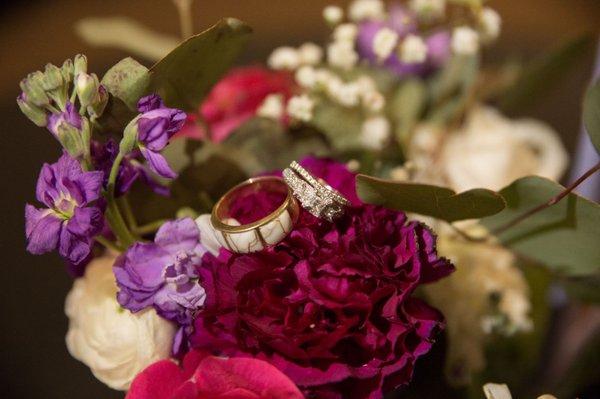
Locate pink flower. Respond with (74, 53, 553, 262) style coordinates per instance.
(127, 350, 304, 399)
(178, 66, 295, 142)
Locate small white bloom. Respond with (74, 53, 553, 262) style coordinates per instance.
(298, 42, 324, 65)
(400, 34, 428, 64)
(409, 0, 446, 21)
(287, 95, 315, 122)
(479, 7, 502, 42)
(323, 5, 344, 26)
(360, 116, 391, 150)
(314, 68, 334, 89)
(268, 46, 300, 70)
(335, 83, 361, 107)
(256, 94, 285, 121)
(346, 159, 360, 171)
(451, 26, 480, 55)
(355, 75, 377, 93)
(333, 23, 358, 42)
(65, 254, 176, 390)
(327, 40, 359, 70)
(361, 90, 385, 113)
(373, 27, 399, 61)
(295, 65, 318, 89)
(349, 0, 386, 22)
(325, 75, 344, 99)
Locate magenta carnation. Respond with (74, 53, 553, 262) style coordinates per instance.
(191, 178, 453, 399)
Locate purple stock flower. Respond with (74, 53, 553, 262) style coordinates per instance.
(135, 95, 186, 179)
(25, 153, 104, 265)
(356, 6, 451, 77)
(91, 140, 169, 197)
(113, 218, 207, 353)
(46, 102, 82, 138)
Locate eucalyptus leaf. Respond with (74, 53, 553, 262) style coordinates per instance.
(101, 57, 150, 110)
(499, 34, 593, 113)
(149, 18, 252, 111)
(481, 176, 600, 276)
(582, 78, 600, 154)
(356, 174, 506, 222)
(428, 55, 478, 105)
(311, 102, 364, 151)
(389, 79, 426, 146)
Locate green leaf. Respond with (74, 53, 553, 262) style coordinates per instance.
(428, 55, 478, 105)
(311, 102, 364, 151)
(481, 176, 600, 276)
(356, 174, 506, 222)
(582, 78, 600, 154)
(499, 34, 593, 113)
(149, 18, 252, 111)
(389, 78, 426, 146)
(101, 57, 150, 110)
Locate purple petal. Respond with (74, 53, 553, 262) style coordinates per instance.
(138, 116, 170, 150)
(74, 170, 104, 204)
(25, 205, 62, 255)
(141, 148, 177, 179)
(155, 218, 200, 251)
(137, 94, 164, 113)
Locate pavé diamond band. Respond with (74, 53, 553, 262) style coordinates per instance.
(283, 161, 351, 222)
(211, 176, 300, 253)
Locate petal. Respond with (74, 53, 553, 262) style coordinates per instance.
(138, 116, 170, 150)
(141, 148, 177, 179)
(137, 94, 164, 113)
(74, 170, 104, 203)
(155, 218, 200, 251)
(126, 359, 187, 399)
(59, 226, 93, 265)
(25, 205, 62, 255)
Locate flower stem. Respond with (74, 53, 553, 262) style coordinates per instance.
(95, 235, 124, 252)
(173, 0, 194, 39)
(105, 152, 137, 247)
(492, 160, 600, 236)
(118, 196, 138, 231)
(134, 219, 169, 236)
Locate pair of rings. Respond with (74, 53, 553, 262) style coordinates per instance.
(210, 161, 351, 253)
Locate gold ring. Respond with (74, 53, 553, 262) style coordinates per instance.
(210, 176, 300, 253)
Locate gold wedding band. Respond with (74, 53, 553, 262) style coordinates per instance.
(210, 176, 300, 253)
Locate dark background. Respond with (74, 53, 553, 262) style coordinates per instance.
(1, 1, 598, 398)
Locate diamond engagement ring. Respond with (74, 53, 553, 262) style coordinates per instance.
(211, 176, 300, 253)
(283, 161, 351, 222)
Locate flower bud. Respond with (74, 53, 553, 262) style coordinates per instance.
(76, 73, 100, 108)
(87, 85, 108, 119)
(19, 75, 49, 107)
(74, 54, 88, 77)
(61, 59, 74, 84)
(56, 120, 85, 158)
(17, 94, 48, 127)
(42, 64, 64, 91)
(120, 116, 140, 154)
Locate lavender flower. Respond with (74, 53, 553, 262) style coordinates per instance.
(113, 218, 207, 353)
(356, 5, 451, 76)
(25, 153, 104, 265)
(134, 95, 186, 179)
(91, 140, 169, 197)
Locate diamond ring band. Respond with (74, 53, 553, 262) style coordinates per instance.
(283, 161, 351, 222)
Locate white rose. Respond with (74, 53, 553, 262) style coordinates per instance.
(441, 106, 568, 192)
(65, 254, 176, 391)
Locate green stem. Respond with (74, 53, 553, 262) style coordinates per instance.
(135, 219, 169, 236)
(105, 152, 137, 247)
(118, 196, 138, 231)
(95, 236, 124, 252)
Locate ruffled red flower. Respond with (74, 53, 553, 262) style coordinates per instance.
(191, 160, 453, 399)
(127, 350, 304, 399)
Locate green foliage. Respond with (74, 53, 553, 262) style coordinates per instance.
(582, 78, 600, 154)
(499, 34, 593, 113)
(311, 102, 364, 151)
(389, 79, 426, 146)
(149, 18, 252, 111)
(481, 176, 600, 276)
(101, 57, 149, 110)
(356, 174, 505, 222)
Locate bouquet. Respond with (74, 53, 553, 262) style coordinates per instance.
(19, 0, 600, 398)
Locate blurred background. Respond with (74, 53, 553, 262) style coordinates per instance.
(1, 1, 598, 398)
